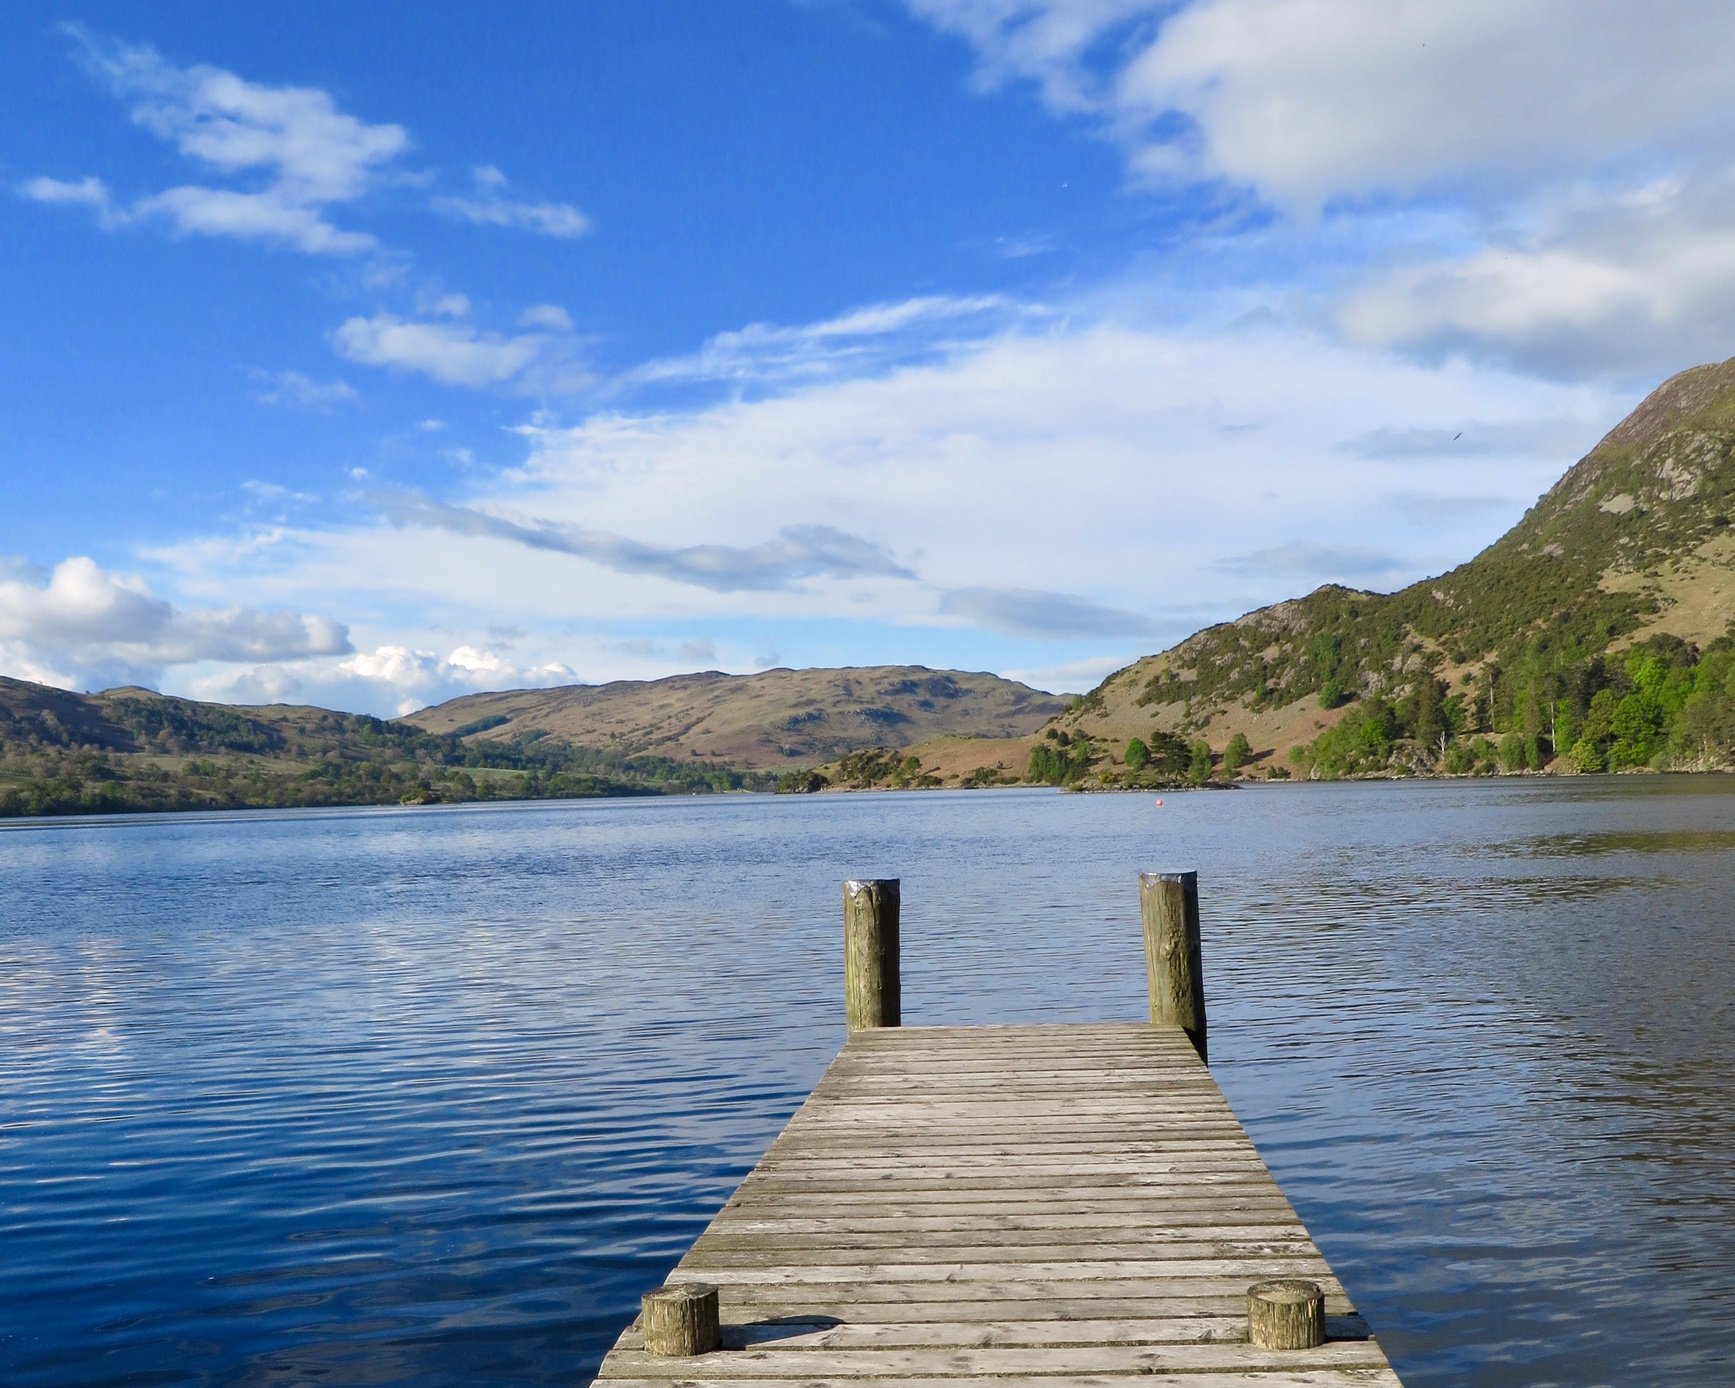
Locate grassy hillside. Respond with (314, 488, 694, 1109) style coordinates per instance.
(405, 666, 1068, 769)
(0, 678, 768, 818)
(1024, 356, 1735, 785)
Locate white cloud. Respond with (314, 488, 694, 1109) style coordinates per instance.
(520, 304, 573, 331)
(249, 369, 358, 409)
(1337, 168, 1735, 378)
(0, 556, 350, 692)
(1003, 653, 1123, 696)
(19, 175, 120, 227)
(82, 35, 408, 201)
(907, 0, 1160, 114)
(912, 1, 1735, 206)
(158, 301, 1606, 654)
(938, 586, 1155, 639)
(216, 642, 578, 716)
(241, 480, 317, 508)
(30, 29, 410, 257)
(624, 294, 1017, 387)
(332, 313, 545, 387)
(132, 286, 1631, 715)
(431, 166, 590, 238)
(909, 1, 1735, 382)
(134, 184, 380, 254)
(0, 556, 163, 646)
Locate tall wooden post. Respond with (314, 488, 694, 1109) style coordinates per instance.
(843, 878, 900, 1030)
(1139, 870, 1207, 1063)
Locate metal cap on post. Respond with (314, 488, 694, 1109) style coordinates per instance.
(843, 878, 900, 1030)
(1139, 870, 1207, 1063)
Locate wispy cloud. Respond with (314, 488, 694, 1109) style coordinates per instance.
(1386, 492, 1517, 527)
(24, 34, 592, 271)
(1339, 417, 1594, 461)
(431, 165, 590, 238)
(1215, 541, 1411, 587)
(612, 636, 719, 666)
(248, 369, 358, 409)
(18, 175, 122, 227)
(332, 314, 546, 387)
(623, 294, 1018, 388)
(25, 27, 409, 256)
(519, 303, 573, 331)
(372, 490, 917, 592)
(939, 586, 1155, 639)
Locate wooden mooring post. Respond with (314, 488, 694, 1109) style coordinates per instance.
(603, 871, 1402, 1386)
(1140, 868, 1207, 1063)
(843, 877, 900, 1030)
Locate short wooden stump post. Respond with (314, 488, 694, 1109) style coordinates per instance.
(641, 1282, 720, 1356)
(1248, 1277, 1325, 1349)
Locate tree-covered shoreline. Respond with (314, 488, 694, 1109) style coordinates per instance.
(1289, 632, 1735, 779)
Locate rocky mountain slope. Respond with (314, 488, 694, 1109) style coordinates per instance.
(1033, 355, 1735, 781)
(405, 666, 1068, 769)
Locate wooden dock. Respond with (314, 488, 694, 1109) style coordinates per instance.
(595, 878, 1403, 1386)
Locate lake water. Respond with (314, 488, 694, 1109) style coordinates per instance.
(1, 778, 1732, 1387)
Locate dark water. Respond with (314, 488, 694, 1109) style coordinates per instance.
(1, 779, 1732, 1387)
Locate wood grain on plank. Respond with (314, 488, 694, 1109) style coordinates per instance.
(595, 1022, 1401, 1385)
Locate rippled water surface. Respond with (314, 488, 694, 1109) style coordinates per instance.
(2, 779, 1732, 1386)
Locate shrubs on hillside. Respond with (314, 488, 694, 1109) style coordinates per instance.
(1285, 632, 1735, 779)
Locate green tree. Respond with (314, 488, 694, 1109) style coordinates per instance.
(1607, 691, 1664, 768)
(1147, 731, 1191, 774)
(1222, 732, 1252, 775)
(1188, 740, 1213, 785)
(1403, 674, 1448, 753)
(1124, 737, 1150, 772)
(1566, 736, 1605, 773)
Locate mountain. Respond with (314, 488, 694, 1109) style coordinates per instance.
(0, 664, 1068, 816)
(0, 676, 773, 817)
(1021, 355, 1735, 783)
(404, 666, 1070, 768)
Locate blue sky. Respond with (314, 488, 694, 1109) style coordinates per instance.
(6, 2, 1735, 714)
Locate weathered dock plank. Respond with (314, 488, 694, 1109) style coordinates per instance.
(596, 1022, 1401, 1385)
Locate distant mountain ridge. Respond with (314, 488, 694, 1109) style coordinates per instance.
(405, 666, 1069, 768)
(0, 664, 1068, 815)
